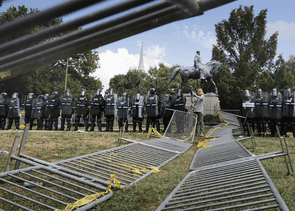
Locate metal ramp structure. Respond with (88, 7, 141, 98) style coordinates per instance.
(157, 111, 292, 210)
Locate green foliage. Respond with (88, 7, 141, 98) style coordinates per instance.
(212, 5, 278, 108)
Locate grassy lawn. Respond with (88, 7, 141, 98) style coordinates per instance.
(0, 126, 294, 210)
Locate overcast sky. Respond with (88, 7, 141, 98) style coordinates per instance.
(1, 0, 295, 94)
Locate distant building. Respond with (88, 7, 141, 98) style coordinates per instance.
(138, 42, 144, 71)
(184, 92, 220, 114)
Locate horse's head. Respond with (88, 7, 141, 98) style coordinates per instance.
(209, 60, 222, 74)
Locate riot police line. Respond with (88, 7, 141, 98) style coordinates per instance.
(242, 88, 295, 137)
(0, 88, 188, 132)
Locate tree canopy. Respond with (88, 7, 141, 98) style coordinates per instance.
(0, 5, 102, 98)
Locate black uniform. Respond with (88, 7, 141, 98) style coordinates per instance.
(145, 88, 161, 132)
(160, 94, 173, 133)
(282, 89, 295, 136)
(269, 88, 282, 136)
(117, 93, 129, 132)
(172, 89, 186, 133)
(89, 89, 104, 131)
(104, 89, 117, 132)
(60, 89, 74, 131)
(7, 92, 20, 130)
(23, 93, 34, 129)
(43, 94, 50, 130)
(255, 89, 270, 137)
(74, 90, 90, 131)
(47, 92, 60, 130)
(242, 90, 256, 136)
(0, 92, 8, 130)
(31, 95, 46, 130)
(130, 93, 144, 133)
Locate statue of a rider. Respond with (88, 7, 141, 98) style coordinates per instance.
(194, 51, 205, 80)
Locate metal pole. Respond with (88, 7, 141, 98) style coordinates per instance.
(65, 58, 69, 90)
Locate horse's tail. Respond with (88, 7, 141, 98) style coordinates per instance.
(167, 68, 180, 85)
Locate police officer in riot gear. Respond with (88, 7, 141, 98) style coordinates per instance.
(117, 92, 130, 133)
(90, 89, 104, 132)
(104, 88, 117, 132)
(172, 89, 186, 133)
(282, 88, 295, 136)
(23, 93, 35, 129)
(160, 94, 173, 133)
(43, 94, 50, 130)
(31, 95, 46, 130)
(47, 91, 60, 130)
(269, 88, 283, 137)
(60, 89, 74, 131)
(130, 93, 144, 133)
(7, 92, 20, 130)
(255, 88, 270, 137)
(74, 89, 90, 131)
(145, 88, 161, 132)
(242, 90, 256, 136)
(0, 92, 8, 130)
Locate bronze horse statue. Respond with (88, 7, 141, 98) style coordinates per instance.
(167, 60, 222, 95)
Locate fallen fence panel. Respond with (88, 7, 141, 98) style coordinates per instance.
(156, 159, 289, 211)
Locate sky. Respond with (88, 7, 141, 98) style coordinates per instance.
(1, 0, 295, 94)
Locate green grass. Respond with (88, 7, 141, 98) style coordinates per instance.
(0, 126, 294, 210)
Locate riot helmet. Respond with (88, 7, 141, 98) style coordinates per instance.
(256, 88, 262, 98)
(1, 92, 7, 98)
(135, 93, 140, 102)
(95, 89, 101, 96)
(65, 89, 71, 96)
(243, 90, 251, 101)
(27, 93, 34, 100)
(12, 92, 18, 99)
(149, 88, 156, 95)
(81, 89, 86, 96)
(51, 91, 58, 97)
(108, 88, 114, 95)
(271, 88, 278, 97)
(44, 94, 49, 101)
(122, 92, 128, 100)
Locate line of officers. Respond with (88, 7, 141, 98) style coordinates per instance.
(0, 88, 187, 132)
(242, 88, 295, 137)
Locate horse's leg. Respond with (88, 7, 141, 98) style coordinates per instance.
(183, 82, 194, 91)
(210, 78, 218, 96)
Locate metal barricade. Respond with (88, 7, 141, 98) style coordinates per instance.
(156, 159, 289, 211)
(164, 109, 197, 143)
(0, 165, 113, 211)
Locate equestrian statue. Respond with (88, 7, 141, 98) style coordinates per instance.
(167, 51, 222, 95)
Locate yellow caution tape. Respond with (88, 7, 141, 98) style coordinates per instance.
(146, 127, 153, 140)
(55, 174, 120, 211)
(197, 138, 216, 148)
(216, 111, 223, 123)
(149, 166, 160, 173)
(205, 123, 229, 138)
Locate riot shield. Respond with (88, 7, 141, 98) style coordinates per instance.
(242, 90, 255, 118)
(0, 94, 7, 117)
(146, 94, 159, 117)
(60, 93, 73, 116)
(90, 94, 104, 115)
(76, 95, 89, 116)
(31, 96, 45, 120)
(131, 94, 144, 118)
(160, 94, 173, 117)
(117, 96, 129, 119)
(7, 98, 20, 118)
(105, 93, 117, 116)
(255, 91, 269, 118)
(269, 89, 282, 120)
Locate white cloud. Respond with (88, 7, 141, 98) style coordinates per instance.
(92, 45, 171, 94)
(267, 21, 295, 41)
(183, 25, 216, 49)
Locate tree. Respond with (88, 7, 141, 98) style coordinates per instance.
(0, 5, 102, 98)
(212, 5, 278, 108)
